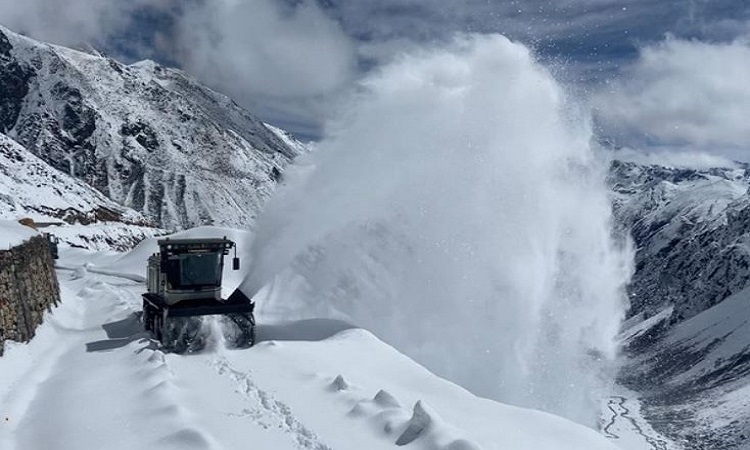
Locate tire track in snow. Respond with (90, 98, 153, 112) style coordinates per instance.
(83, 272, 226, 450)
(212, 357, 332, 450)
(3, 268, 223, 450)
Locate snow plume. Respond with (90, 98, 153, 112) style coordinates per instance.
(243, 34, 633, 425)
(594, 36, 750, 156)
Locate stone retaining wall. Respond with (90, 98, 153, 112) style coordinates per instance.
(0, 235, 60, 355)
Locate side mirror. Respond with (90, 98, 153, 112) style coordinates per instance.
(232, 257, 240, 270)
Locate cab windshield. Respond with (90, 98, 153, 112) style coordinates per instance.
(167, 252, 221, 288)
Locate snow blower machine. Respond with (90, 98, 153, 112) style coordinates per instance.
(142, 237, 255, 352)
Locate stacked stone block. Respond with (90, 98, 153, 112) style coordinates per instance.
(0, 235, 60, 355)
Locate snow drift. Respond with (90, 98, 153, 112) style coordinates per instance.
(242, 34, 632, 425)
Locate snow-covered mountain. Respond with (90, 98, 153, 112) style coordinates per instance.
(609, 160, 750, 324)
(0, 25, 300, 230)
(0, 133, 163, 250)
(609, 159, 750, 449)
(0, 133, 144, 224)
(619, 285, 750, 449)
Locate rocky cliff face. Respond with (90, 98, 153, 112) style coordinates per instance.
(0, 26, 300, 230)
(0, 235, 60, 355)
(0, 133, 147, 224)
(609, 160, 750, 324)
(0, 132, 163, 251)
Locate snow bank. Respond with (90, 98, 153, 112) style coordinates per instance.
(226, 328, 622, 450)
(0, 220, 38, 249)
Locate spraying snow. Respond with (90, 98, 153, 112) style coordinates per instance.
(242, 34, 632, 425)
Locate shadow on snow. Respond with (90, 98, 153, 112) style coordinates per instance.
(85, 315, 355, 352)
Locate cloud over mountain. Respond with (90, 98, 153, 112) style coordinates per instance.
(594, 36, 750, 155)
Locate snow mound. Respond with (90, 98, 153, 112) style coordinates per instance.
(238, 328, 620, 449)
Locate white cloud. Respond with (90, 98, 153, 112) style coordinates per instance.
(594, 36, 750, 152)
(174, 0, 356, 135)
(609, 147, 740, 170)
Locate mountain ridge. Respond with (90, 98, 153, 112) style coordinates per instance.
(0, 25, 301, 230)
(609, 159, 750, 324)
(609, 158, 750, 449)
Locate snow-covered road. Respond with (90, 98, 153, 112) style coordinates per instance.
(0, 267, 344, 450)
(0, 243, 626, 450)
